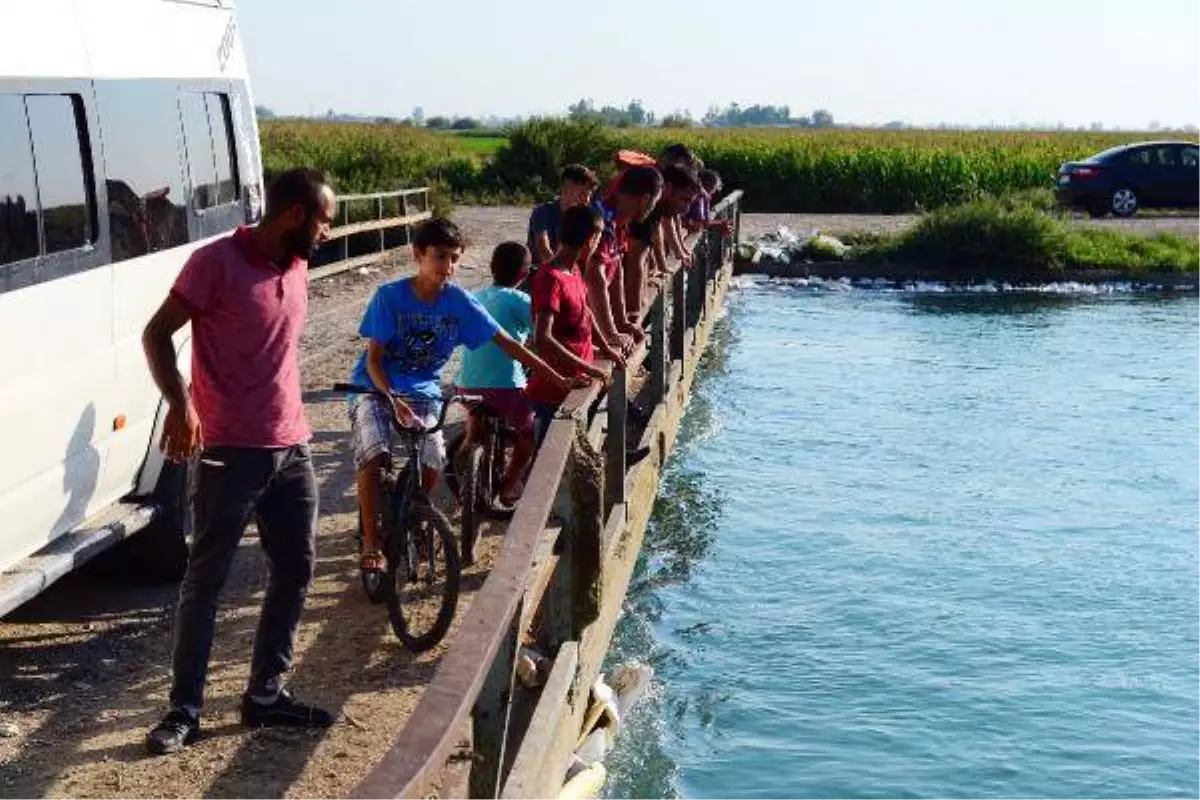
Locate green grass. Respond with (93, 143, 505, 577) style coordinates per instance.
(851, 199, 1198, 277)
(442, 133, 508, 156)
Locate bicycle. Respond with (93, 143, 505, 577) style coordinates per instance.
(445, 400, 517, 567)
(335, 383, 478, 652)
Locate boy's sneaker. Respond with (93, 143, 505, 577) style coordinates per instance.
(241, 689, 334, 729)
(146, 709, 200, 755)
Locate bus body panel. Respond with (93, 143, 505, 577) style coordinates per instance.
(0, 0, 261, 580)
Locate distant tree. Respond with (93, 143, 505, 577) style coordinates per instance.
(255, 104, 275, 119)
(568, 98, 598, 122)
(451, 117, 482, 130)
(810, 109, 835, 128)
(661, 112, 695, 128)
(627, 99, 648, 126)
(882, 120, 907, 129)
(425, 116, 451, 129)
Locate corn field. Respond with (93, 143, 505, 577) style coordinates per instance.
(260, 119, 1186, 213)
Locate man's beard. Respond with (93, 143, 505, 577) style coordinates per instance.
(283, 224, 317, 261)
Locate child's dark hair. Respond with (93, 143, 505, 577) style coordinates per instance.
(616, 165, 663, 198)
(414, 217, 465, 252)
(662, 163, 701, 192)
(560, 163, 599, 188)
(560, 205, 603, 249)
(490, 241, 529, 287)
(660, 143, 701, 169)
(699, 168, 722, 194)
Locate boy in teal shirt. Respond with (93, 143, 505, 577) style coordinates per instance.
(455, 242, 538, 505)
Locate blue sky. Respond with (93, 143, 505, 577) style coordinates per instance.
(237, 0, 1199, 129)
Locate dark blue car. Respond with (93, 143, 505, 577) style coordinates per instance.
(1056, 141, 1199, 217)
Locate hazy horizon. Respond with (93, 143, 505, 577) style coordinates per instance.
(237, 0, 1199, 131)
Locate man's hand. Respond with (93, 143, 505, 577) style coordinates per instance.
(680, 249, 694, 268)
(391, 396, 419, 429)
(614, 333, 634, 354)
(549, 369, 590, 394)
(161, 401, 202, 462)
(623, 324, 646, 347)
(712, 219, 735, 238)
(586, 363, 612, 389)
(600, 345, 627, 371)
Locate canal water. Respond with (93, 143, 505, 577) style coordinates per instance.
(605, 279, 1199, 799)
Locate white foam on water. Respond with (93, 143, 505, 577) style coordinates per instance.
(736, 274, 1195, 296)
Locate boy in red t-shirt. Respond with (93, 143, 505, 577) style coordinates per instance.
(525, 205, 616, 442)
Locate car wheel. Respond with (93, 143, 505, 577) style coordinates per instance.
(1110, 187, 1138, 217)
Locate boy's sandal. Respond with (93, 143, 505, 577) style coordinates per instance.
(360, 549, 386, 574)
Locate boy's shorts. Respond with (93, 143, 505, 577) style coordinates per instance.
(349, 393, 445, 471)
(459, 387, 535, 436)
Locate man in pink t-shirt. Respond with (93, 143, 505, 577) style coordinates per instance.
(140, 168, 337, 755)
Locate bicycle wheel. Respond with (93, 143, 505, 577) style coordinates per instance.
(460, 442, 482, 567)
(382, 499, 461, 652)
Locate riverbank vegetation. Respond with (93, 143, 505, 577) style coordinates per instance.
(846, 199, 1199, 278)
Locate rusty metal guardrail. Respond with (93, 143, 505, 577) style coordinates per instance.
(309, 187, 432, 281)
(352, 190, 744, 800)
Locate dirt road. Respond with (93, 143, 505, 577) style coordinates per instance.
(739, 211, 1199, 240)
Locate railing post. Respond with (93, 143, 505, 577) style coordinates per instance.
(604, 365, 627, 516)
(340, 201, 349, 263)
(670, 265, 685, 362)
(648, 291, 666, 407)
(544, 445, 575, 648)
(400, 192, 410, 246)
(470, 606, 522, 799)
(377, 196, 385, 255)
(566, 420, 604, 630)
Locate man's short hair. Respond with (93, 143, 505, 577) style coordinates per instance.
(560, 205, 603, 249)
(662, 164, 702, 192)
(265, 168, 329, 218)
(560, 163, 599, 188)
(616, 165, 663, 198)
(660, 143, 700, 168)
(490, 241, 528, 286)
(699, 168, 722, 193)
(414, 217, 465, 251)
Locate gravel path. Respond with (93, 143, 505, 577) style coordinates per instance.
(740, 212, 1199, 241)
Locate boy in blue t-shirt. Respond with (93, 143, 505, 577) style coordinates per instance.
(455, 242, 537, 506)
(349, 218, 583, 579)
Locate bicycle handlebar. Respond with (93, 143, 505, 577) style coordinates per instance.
(333, 383, 482, 437)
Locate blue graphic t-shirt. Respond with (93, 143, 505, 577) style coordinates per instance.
(351, 278, 500, 399)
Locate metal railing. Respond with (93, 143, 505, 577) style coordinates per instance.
(351, 190, 744, 800)
(309, 187, 433, 280)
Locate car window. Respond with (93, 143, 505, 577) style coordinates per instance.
(1180, 147, 1199, 168)
(0, 94, 39, 266)
(1152, 147, 1180, 167)
(25, 94, 94, 254)
(1125, 147, 1181, 167)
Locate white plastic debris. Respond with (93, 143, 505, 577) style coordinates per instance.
(755, 225, 847, 263)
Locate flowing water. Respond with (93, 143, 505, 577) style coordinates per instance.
(604, 279, 1199, 799)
